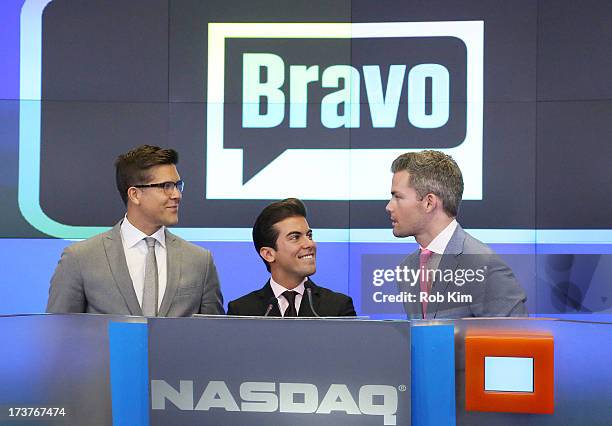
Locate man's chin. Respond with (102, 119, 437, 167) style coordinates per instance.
(163, 216, 179, 227)
(303, 267, 316, 278)
(392, 228, 407, 238)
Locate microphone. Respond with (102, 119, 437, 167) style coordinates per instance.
(264, 296, 277, 317)
(304, 281, 321, 317)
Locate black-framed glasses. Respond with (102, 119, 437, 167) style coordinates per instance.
(133, 180, 184, 194)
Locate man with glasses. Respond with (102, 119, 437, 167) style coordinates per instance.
(47, 145, 224, 316)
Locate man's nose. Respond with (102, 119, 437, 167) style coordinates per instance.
(303, 237, 315, 249)
(170, 186, 182, 199)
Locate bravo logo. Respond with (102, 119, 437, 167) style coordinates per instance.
(243, 54, 450, 130)
(152, 380, 399, 425)
(206, 22, 483, 200)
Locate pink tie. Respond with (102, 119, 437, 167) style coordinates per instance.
(419, 248, 434, 318)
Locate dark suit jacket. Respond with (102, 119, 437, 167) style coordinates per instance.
(401, 224, 528, 319)
(46, 221, 224, 316)
(227, 279, 356, 317)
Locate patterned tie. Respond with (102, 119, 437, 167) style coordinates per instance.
(419, 248, 434, 318)
(142, 237, 158, 317)
(282, 290, 298, 317)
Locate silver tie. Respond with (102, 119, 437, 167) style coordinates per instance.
(142, 237, 158, 316)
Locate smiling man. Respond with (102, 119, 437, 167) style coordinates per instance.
(46, 145, 224, 316)
(227, 198, 355, 317)
(386, 150, 527, 318)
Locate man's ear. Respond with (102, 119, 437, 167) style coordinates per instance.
(259, 247, 276, 264)
(423, 193, 438, 212)
(127, 187, 140, 206)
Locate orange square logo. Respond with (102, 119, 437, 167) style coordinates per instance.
(465, 331, 554, 414)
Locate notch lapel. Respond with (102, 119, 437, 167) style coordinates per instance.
(103, 222, 142, 316)
(430, 225, 464, 318)
(159, 231, 181, 317)
(401, 251, 423, 319)
(298, 279, 319, 317)
(258, 281, 281, 317)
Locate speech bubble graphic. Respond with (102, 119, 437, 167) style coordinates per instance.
(222, 36, 468, 182)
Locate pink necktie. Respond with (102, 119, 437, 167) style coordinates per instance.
(419, 248, 434, 318)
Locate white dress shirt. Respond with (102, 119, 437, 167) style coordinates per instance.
(120, 217, 167, 310)
(270, 277, 306, 316)
(419, 219, 458, 272)
(422, 219, 458, 254)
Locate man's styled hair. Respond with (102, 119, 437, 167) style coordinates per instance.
(391, 150, 464, 217)
(253, 198, 308, 272)
(115, 145, 178, 205)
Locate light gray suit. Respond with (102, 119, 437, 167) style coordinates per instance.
(46, 222, 224, 316)
(401, 224, 527, 319)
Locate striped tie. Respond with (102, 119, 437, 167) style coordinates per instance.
(282, 291, 298, 317)
(142, 237, 158, 316)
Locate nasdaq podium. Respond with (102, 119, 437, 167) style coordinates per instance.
(1, 314, 611, 425)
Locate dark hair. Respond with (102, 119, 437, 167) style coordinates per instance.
(253, 198, 307, 272)
(115, 145, 178, 205)
(391, 150, 464, 216)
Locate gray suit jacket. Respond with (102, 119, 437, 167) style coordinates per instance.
(401, 224, 527, 319)
(46, 222, 224, 316)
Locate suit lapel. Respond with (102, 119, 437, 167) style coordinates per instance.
(298, 279, 319, 317)
(402, 251, 423, 319)
(257, 281, 281, 317)
(159, 230, 181, 317)
(103, 222, 142, 316)
(429, 225, 464, 319)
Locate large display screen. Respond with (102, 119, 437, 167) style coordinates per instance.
(2, 0, 612, 316)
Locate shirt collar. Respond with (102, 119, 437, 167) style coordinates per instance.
(121, 216, 166, 249)
(269, 276, 306, 298)
(421, 219, 457, 254)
